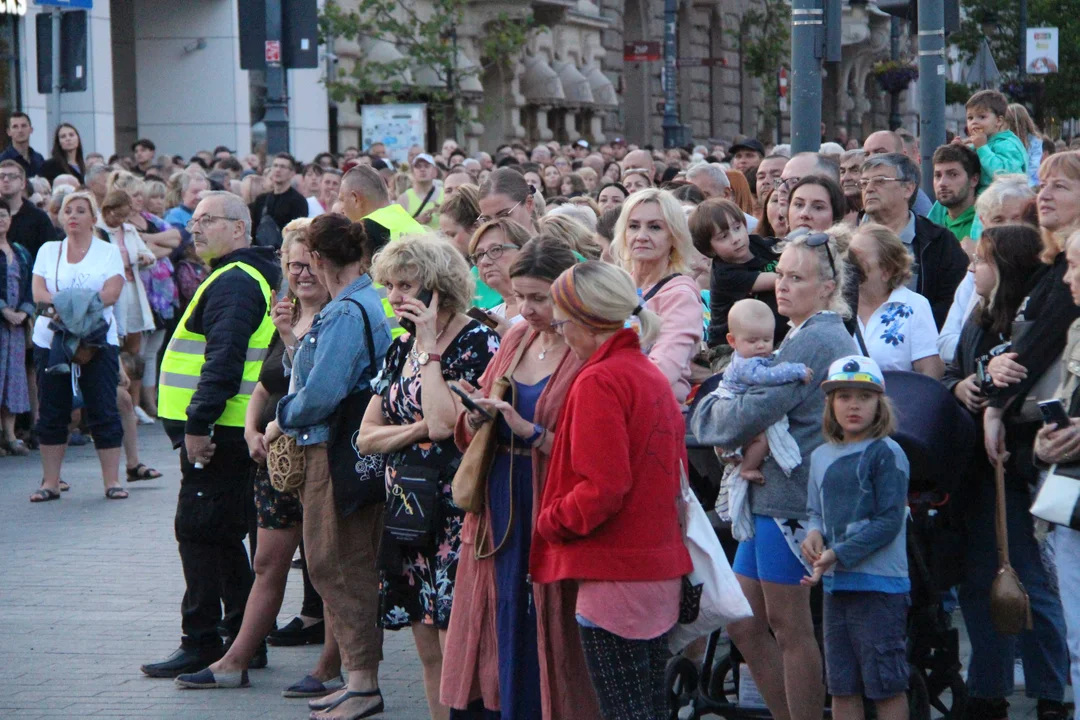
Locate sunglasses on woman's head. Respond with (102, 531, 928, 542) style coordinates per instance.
(805, 232, 837, 279)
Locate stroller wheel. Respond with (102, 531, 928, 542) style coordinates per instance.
(666, 656, 699, 719)
(909, 668, 932, 720)
(927, 667, 968, 719)
(706, 654, 739, 704)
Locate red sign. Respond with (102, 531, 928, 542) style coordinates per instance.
(265, 40, 282, 64)
(624, 41, 661, 62)
(778, 67, 788, 97)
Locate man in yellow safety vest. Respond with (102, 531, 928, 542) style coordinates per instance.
(141, 191, 281, 680)
(338, 165, 425, 337)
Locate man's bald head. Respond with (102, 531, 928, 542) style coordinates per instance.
(863, 131, 904, 156)
(781, 152, 840, 184)
(339, 165, 389, 221)
(623, 149, 655, 179)
(584, 154, 605, 174)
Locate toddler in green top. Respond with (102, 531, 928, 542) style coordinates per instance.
(953, 89, 1027, 192)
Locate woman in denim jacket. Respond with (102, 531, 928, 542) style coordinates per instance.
(0, 199, 33, 455)
(268, 214, 392, 720)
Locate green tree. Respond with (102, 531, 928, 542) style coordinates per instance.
(952, 0, 1080, 123)
(731, 0, 791, 139)
(319, 0, 535, 136)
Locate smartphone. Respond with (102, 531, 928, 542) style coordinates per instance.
(1039, 399, 1072, 429)
(466, 306, 500, 331)
(450, 384, 494, 422)
(400, 288, 434, 336)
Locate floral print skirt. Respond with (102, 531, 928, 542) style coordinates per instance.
(253, 463, 303, 530)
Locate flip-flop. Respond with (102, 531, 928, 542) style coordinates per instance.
(126, 463, 163, 481)
(309, 688, 383, 719)
(104, 486, 129, 500)
(30, 487, 60, 502)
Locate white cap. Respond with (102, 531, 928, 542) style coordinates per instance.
(411, 153, 436, 167)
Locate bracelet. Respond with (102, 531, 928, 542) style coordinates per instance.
(525, 424, 544, 446)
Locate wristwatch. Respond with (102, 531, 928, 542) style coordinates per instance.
(417, 352, 442, 366)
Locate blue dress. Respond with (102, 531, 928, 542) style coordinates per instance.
(489, 377, 547, 720)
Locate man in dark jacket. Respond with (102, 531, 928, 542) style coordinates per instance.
(860, 153, 968, 329)
(141, 191, 281, 680)
(249, 152, 308, 245)
(1, 159, 55, 260)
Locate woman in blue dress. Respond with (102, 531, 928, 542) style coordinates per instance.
(442, 237, 601, 720)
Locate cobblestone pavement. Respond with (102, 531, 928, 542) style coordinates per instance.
(0, 426, 1063, 719)
(0, 426, 429, 720)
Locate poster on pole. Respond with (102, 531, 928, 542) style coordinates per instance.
(361, 103, 427, 165)
(1026, 28, 1059, 74)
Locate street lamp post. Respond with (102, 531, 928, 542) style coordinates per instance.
(264, 0, 290, 154)
(790, 0, 823, 154)
(917, 0, 946, 195)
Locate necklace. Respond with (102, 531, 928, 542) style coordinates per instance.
(537, 335, 563, 360)
(409, 321, 450, 364)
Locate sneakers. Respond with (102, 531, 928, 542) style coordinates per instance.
(133, 406, 156, 425)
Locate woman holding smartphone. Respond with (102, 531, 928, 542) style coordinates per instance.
(359, 235, 498, 720)
(942, 224, 1070, 719)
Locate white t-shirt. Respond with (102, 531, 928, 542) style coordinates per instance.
(856, 285, 940, 372)
(32, 238, 125, 348)
(307, 196, 325, 218)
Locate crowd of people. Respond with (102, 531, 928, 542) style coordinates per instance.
(4, 84, 1080, 720)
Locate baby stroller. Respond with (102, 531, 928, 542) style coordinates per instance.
(670, 371, 973, 720)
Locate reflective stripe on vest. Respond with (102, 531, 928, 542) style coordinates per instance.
(364, 205, 427, 339)
(157, 261, 275, 427)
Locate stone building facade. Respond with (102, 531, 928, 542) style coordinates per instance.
(331, 0, 912, 154)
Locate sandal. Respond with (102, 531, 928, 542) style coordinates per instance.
(30, 487, 61, 502)
(309, 688, 383, 719)
(127, 463, 162, 481)
(5, 439, 30, 456)
(104, 486, 129, 500)
(59, 480, 70, 492)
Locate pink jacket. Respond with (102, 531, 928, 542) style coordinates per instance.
(644, 274, 704, 404)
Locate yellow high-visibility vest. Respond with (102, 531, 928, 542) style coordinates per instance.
(158, 261, 275, 427)
(364, 204, 427, 339)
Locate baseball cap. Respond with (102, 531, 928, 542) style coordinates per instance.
(821, 356, 886, 394)
(611, 137, 626, 145)
(575, 139, 589, 149)
(728, 138, 766, 157)
(411, 153, 435, 167)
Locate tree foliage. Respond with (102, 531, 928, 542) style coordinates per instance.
(731, 0, 792, 136)
(319, 0, 535, 129)
(952, 0, 1080, 123)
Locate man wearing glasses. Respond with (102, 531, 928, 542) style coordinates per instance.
(0, 159, 54, 261)
(859, 153, 967, 329)
(776, 152, 840, 219)
(754, 154, 788, 207)
(144, 191, 282, 680)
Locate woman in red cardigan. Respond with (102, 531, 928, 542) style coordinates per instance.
(530, 260, 693, 720)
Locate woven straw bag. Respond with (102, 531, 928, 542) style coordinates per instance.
(268, 434, 306, 492)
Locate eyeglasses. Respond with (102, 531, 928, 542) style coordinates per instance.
(777, 176, 801, 189)
(185, 215, 237, 233)
(550, 319, 571, 332)
(287, 262, 314, 276)
(0, 172, 21, 181)
(476, 201, 521, 225)
(805, 232, 837, 279)
(858, 177, 904, 190)
(468, 243, 519, 266)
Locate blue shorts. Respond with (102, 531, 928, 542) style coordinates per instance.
(732, 515, 808, 585)
(824, 591, 910, 700)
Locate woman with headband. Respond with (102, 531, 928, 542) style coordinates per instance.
(529, 261, 692, 720)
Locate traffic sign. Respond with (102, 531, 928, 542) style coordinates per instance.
(34, 0, 93, 8)
(265, 40, 281, 64)
(624, 41, 661, 62)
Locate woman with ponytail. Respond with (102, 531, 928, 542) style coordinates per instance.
(529, 261, 692, 720)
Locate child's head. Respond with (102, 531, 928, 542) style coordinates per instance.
(689, 198, 752, 263)
(965, 90, 1009, 137)
(726, 298, 775, 358)
(821, 355, 894, 442)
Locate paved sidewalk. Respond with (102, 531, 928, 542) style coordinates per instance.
(0, 426, 429, 720)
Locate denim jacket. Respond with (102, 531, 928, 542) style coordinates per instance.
(0, 242, 35, 315)
(276, 274, 392, 445)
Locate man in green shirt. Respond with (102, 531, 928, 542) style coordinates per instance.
(927, 144, 981, 249)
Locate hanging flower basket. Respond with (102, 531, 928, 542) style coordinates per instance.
(1002, 79, 1042, 104)
(873, 61, 919, 94)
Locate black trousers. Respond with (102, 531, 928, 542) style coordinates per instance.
(578, 625, 670, 720)
(174, 439, 256, 648)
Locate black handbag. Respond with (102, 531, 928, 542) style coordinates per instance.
(384, 464, 442, 547)
(327, 298, 386, 518)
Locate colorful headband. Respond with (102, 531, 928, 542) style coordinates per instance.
(550, 266, 626, 333)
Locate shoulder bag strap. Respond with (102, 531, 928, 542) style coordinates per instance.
(642, 273, 681, 303)
(994, 454, 1010, 569)
(412, 185, 437, 219)
(342, 297, 377, 372)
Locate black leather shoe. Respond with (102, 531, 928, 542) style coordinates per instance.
(267, 617, 325, 646)
(140, 645, 223, 679)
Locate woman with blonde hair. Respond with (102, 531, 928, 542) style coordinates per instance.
(360, 234, 499, 720)
(609, 188, 703, 403)
(531, 260, 692, 719)
(1005, 103, 1043, 187)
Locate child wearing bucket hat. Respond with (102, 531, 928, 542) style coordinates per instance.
(802, 355, 913, 719)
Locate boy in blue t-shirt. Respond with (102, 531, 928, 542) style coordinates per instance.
(954, 89, 1027, 192)
(802, 356, 911, 720)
